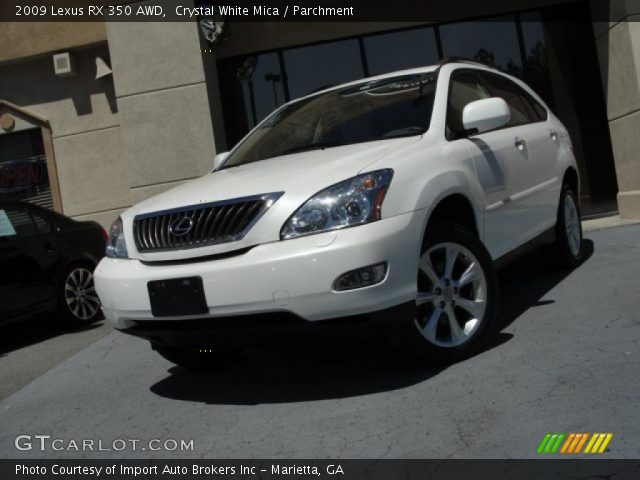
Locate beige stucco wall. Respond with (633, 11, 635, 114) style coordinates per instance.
(0, 43, 131, 228)
(105, 3, 218, 214)
(0, 45, 117, 137)
(1, 2, 218, 229)
(594, 1, 640, 218)
(0, 22, 106, 63)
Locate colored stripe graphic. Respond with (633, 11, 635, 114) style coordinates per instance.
(598, 434, 613, 453)
(584, 433, 598, 453)
(560, 433, 575, 453)
(585, 433, 613, 454)
(568, 433, 582, 453)
(574, 433, 589, 453)
(537, 434, 552, 453)
(562, 433, 582, 454)
(539, 433, 613, 454)
(550, 434, 565, 453)
(537, 433, 565, 454)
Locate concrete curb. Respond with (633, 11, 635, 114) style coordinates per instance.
(582, 215, 640, 232)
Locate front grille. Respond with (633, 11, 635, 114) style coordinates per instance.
(133, 192, 283, 252)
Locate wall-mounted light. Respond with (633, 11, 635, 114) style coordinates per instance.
(53, 52, 76, 77)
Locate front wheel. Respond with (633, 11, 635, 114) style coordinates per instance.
(402, 225, 499, 365)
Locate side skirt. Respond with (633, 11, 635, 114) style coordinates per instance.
(494, 226, 556, 270)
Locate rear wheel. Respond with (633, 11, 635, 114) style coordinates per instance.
(153, 344, 241, 370)
(403, 225, 499, 365)
(58, 263, 102, 325)
(553, 185, 583, 268)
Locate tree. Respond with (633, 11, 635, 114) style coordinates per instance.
(473, 48, 496, 67)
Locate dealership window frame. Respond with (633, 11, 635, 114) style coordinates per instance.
(216, 9, 552, 148)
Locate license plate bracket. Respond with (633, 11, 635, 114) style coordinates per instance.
(148, 276, 208, 317)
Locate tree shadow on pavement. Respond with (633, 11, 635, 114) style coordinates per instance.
(150, 239, 594, 405)
(0, 315, 104, 357)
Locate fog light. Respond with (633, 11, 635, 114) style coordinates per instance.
(333, 262, 388, 291)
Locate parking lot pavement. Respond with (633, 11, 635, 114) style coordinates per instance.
(0, 319, 111, 401)
(0, 224, 638, 459)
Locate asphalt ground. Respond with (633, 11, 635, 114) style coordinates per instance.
(0, 224, 638, 459)
(0, 319, 110, 401)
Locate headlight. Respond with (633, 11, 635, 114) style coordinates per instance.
(281, 169, 393, 239)
(105, 217, 129, 259)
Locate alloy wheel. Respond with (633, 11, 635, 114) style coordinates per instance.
(64, 267, 101, 321)
(564, 194, 581, 256)
(415, 242, 488, 348)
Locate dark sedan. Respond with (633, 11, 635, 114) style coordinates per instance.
(0, 201, 106, 325)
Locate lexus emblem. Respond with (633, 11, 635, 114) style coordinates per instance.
(169, 217, 194, 237)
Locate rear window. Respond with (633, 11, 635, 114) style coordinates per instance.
(30, 209, 52, 234)
(0, 206, 36, 239)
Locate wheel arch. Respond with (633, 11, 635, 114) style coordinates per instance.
(422, 192, 480, 249)
(562, 166, 580, 200)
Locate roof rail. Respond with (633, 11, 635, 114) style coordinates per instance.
(437, 56, 498, 69)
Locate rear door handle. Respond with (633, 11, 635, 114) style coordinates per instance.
(42, 243, 54, 253)
(515, 139, 527, 152)
(550, 130, 558, 141)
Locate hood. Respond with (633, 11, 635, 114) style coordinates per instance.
(122, 136, 419, 261)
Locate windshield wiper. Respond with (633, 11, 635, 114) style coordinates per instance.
(278, 142, 345, 156)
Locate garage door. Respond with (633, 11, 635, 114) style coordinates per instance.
(0, 128, 54, 210)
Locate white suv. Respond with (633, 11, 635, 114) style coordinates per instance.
(95, 60, 583, 367)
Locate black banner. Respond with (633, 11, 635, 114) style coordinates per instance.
(3, 460, 640, 480)
(0, 0, 638, 22)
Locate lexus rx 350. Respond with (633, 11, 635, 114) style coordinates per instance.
(95, 60, 583, 367)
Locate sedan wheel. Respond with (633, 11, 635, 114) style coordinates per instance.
(61, 266, 101, 323)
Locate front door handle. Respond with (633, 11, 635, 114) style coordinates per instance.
(515, 139, 527, 152)
(42, 243, 54, 253)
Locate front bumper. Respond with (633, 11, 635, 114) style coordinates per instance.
(94, 210, 423, 331)
(123, 302, 415, 349)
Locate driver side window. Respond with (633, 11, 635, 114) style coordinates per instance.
(446, 71, 491, 140)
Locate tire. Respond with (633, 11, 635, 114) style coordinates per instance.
(553, 185, 583, 268)
(153, 344, 241, 370)
(402, 224, 499, 365)
(57, 262, 103, 325)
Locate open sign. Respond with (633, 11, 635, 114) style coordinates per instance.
(0, 158, 48, 195)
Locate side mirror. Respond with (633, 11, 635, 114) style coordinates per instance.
(213, 151, 230, 171)
(462, 97, 510, 135)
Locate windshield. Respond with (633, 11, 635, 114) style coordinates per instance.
(221, 72, 437, 169)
